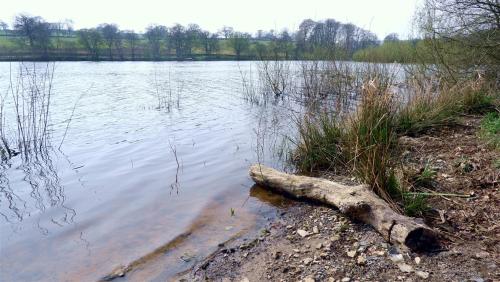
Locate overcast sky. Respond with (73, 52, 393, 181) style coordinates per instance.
(1, 0, 421, 39)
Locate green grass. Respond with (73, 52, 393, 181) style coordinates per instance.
(479, 112, 500, 149)
(293, 113, 345, 173)
(414, 164, 436, 187)
(292, 75, 498, 216)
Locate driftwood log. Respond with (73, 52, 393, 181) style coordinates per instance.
(250, 164, 439, 252)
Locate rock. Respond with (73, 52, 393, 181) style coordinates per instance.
(341, 277, 351, 282)
(374, 250, 385, 256)
(415, 271, 429, 279)
(313, 226, 319, 234)
(297, 229, 310, 238)
(357, 255, 367, 265)
(272, 251, 281, 260)
(389, 254, 404, 263)
(475, 251, 490, 259)
(315, 243, 323, 249)
(103, 265, 126, 280)
(414, 256, 421, 264)
(304, 277, 315, 282)
(286, 225, 293, 229)
(303, 257, 313, 265)
(397, 263, 414, 273)
(347, 250, 357, 258)
(330, 235, 340, 242)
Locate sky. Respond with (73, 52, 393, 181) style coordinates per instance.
(1, 0, 421, 40)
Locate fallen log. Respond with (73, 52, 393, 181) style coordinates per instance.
(249, 164, 439, 252)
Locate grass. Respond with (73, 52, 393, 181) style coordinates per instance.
(292, 73, 498, 216)
(414, 164, 437, 188)
(479, 111, 500, 149)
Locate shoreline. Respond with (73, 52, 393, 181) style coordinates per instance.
(177, 115, 499, 282)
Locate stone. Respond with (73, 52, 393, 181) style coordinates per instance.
(316, 243, 323, 249)
(108, 265, 126, 278)
(272, 251, 281, 260)
(304, 277, 315, 282)
(341, 277, 351, 282)
(414, 257, 421, 264)
(357, 255, 367, 265)
(347, 250, 357, 258)
(415, 271, 429, 279)
(389, 254, 404, 263)
(475, 251, 490, 259)
(331, 235, 340, 242)
(397, 263, 414, 273)
(313, 226, 319, 234)
(297, 229, 310, 238)
(303, 257, 313, 265)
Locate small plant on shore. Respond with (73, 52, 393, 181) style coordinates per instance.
(402, 193, 430, 217)
(293, 113, 344, 173)
(345, 80, 398, 203)
(479, 111, 500, 149)
(414, 164, 436, 187)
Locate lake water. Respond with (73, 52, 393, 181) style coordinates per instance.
(0, 61, 299, 281)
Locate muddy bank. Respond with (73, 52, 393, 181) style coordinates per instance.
(178, 116, 499, 282)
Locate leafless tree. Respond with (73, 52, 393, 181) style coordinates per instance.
(98, 23, 120, 59)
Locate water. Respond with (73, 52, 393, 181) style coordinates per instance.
(0, 61, 296, 282)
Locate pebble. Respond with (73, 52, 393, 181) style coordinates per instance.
(315, 243, 323, 249)
(357, 255, 367, 265)
(330, 235, 340, 242)
(297, 229, 310, 238)
(304, 277, 315, 282)
(313, 226, 319, 234)
(397, 263, 414, 273)
(415, 271, 429, 279)
(347, 250, 357, 258)
(414, 256, 421, 264)
(303, 257, 313, 265)
(475, 251, 490, 259)
(341, 277, 351, 282)
(389, 254, 404, 263)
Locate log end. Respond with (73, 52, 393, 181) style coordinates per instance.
(404, 227, 441, 252)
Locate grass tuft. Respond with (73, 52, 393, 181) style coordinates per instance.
(479, 111, 500, 149)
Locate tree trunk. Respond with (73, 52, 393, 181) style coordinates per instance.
(249, 164, 439, 252)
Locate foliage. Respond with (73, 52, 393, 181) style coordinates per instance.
(479, 112, 500, 149)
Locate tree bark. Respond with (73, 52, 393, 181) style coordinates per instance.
(249, 164, 439, 252)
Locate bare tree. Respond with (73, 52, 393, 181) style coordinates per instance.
(0, 21, 8, 34)
(124, 31, 139, 59)
(145, 24, 167, 60)
(229, 32, 251, 60)
(220, 26, 234, 39)
(98, 23, 119, 59)
(384, 33, 399, 42)
(77, 28, 102, 60)
(418, 0, 500, 78)
(14, 14, 52, 57)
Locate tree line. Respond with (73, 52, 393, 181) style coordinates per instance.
(0, 14, 384, 61)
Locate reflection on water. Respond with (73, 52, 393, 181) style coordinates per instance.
(0, 151, 76, 232)
(0, 61, 299, 282)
